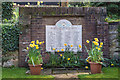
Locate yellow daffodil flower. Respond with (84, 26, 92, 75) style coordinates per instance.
(60, 54, 62, 57)
(35, 45, 38, 47)
(13, 3, 16, 6)
(61, 49, 64, 51)
(29, 44, 34, 48)
(42, 41, 44, 43)
(57, 50, 59, 52)
(63, 57, 65, 59)
(36, 46, 39, 49)
(67, 58, 70, 60)
(79, 45, 82, 48)
(70, 45, 73, 47)
(37, 1, 40, 5)
(94, 38, 99, 42)
(36, 40, 39, 44)
(26, 47, 29, 50)
(86, 60, 89, 62)
(86, 40, 90, 43)
(98, 48, 100, 51)
(25, 5, 28, 7)
(100, 45, 102, 47)
(53, 48, 55, 50)
(41, 1, 43, 3)
(31, 41, 35, 43)
(94, 42, 99, 46)
(39, 42, 42, 45)
(96, 47, 98, 49)
(41, 67, 43, 69)
(85, 66, 88, 69)
(27, 2, 30, 5)
(100, 42, 103, 45)
(64, 43, 67, 46)
(111, 64, 114, 66)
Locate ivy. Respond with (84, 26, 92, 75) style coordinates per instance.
(118, 25, 120, 46)
(2, 2, 13, 20)
(2, 23, 20, 54)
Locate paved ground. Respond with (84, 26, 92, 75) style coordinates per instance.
(41, 69, 90, 79)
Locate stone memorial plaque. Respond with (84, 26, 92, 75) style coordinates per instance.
(46, 19, 82, 52)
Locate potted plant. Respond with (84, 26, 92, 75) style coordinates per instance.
(85, 38, 104, 74)
(26, 40, 44, 75)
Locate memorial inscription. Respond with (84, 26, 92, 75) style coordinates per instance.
(46, 19, 82, 52)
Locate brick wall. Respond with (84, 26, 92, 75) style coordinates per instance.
(19, 7, 109, 67)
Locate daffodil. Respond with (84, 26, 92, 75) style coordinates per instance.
(64, 43, 67, 46)
(39, 42, 42, 45)
(42, 41, 44, 43)
(63, 57, 65, 59)
(17, 4, 20, 6)
(27, 2, 30, 5)
(41, 1, 43, 3)
(61, 49, 64, 51)
(27, 47, 29, 50)
(86, 60, 89, 62)
(53, 48, 55, 50)
(79, 45, 82, 48)
(37, 1, 40, 5)
(36, 40, 39, 44)
(60, 54, 62, 57)
(96, 47, 98, 49)
(41, 67, 43, 69)
(100, 42, 103, 45)
(100, 45, 102, 47)
(29, 44, 34, 48)
(67, 58, 70, 60)
(35, 45, 38, 47)
(98, 48, 100, 51)
(13, 3, 16, 6)
(25, 5, 28, 7)
(31, 41, 35, 43)
(70, 45, 73, 47)
(111, 64, 114, 66)
(94, 42, 99, 46)
(57, 50, 59, 52)
(85, 66, 88, 69)
(13, 12, 16, 15)
(94, 38, 99, 42)
(36, 46, 39, 49)
(86, 40, 90, 43)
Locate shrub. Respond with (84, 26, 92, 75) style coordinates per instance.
(2, 2, 13, 20)
(2, 23, 20, 54)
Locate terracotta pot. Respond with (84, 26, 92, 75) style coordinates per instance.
(29, 64, 42, 75)
(89, 62, 102, 74)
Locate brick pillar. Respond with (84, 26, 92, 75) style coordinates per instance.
(19, 26, 31, 67)
(97, 21, 109, 58)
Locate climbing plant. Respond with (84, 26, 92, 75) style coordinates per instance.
(2, 2, 13, 20)
(2, 23, 20, 54)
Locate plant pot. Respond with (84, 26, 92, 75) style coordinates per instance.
(89, 62, 102, 74)
(29, 64, 42, 75)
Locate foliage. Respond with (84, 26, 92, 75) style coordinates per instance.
(104, 55, 120, 67)
(69, 2, 120, 20)
(90, 2, 120, 20)
(2, 2, 13, 20)
(85, 38, 104, 64)
(44, 44, 89, 68)
(26, 40, 44, 65)
(2, 67, 54, 79)
(2, 23, 20, 54)
(78, 67, 119, 79)
(117, 25, 120, 46)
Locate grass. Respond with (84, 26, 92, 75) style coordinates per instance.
(2, 67, 54, 80)
(78, 67, 119, 80)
